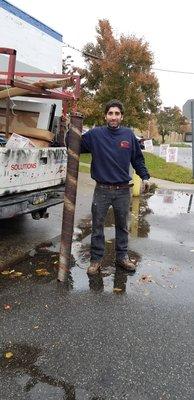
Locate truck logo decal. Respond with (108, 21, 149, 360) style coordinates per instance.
(11, 163, 37, 171)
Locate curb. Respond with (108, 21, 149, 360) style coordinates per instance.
(150, 177, 194, 192)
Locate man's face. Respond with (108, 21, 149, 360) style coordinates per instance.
(105, 106, 123, 128)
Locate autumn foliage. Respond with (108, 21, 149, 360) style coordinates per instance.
(156, 106, 189, 143)
(78, 19, 160, 129)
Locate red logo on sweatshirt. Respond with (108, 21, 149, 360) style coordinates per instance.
(119, 141, 130, 149)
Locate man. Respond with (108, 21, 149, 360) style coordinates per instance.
(80, 99, 150, 275)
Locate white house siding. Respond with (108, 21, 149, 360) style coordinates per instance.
(0, 0, 63, 118)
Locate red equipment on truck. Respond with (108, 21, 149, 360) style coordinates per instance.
(0, 48, 80, 220)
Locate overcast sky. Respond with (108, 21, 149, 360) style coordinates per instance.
(9, 0, 194, 109)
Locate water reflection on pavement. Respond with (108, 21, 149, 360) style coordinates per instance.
(0, 190, 193, 400)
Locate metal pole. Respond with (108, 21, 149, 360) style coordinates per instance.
(187, 194, 193, 213)
(191, 100, 194, 178)
(5, 99, 10, 138)
(58, 112, 83, 283)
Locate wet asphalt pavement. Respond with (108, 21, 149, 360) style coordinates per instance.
(0, 188, 194, 400)
(0, 173, 94, 268)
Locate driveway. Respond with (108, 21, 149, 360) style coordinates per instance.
(0, 184, 193, 400)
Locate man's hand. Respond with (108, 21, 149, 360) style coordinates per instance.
(142, 179, 150, 193)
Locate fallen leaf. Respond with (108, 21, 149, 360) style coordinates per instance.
(169, 284, 177, 289)
(113, 288, 123, 293)
(144, 289, 150, 296)
(11, 272, 23, 277)
(169, 266, 180, 273)
(139, 275, 154, 284)
(35, 269, 50, 276)
(1, 270, 15, 275)
(4, 352, 13, 359)
(4, 304, 12, 310)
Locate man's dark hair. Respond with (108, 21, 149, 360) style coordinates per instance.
(104, 99, 124, 115)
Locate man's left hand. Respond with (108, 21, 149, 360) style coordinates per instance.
(142, 179, 150, 193)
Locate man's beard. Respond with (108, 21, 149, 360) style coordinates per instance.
(107, 123, 120, 129)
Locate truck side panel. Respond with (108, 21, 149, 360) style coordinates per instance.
(0, 147, 67, 196)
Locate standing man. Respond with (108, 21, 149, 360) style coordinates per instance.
(81, 99, 150, 275)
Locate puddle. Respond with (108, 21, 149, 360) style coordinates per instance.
(149, 189, 194, 216)
(0, 343, 41, 371)
(0, 190, 193, 297)
(0, 246, 60, 291)
(0, 191, 193, 400)
(0, 343, 104, 399)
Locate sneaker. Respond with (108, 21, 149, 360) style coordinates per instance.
(87, 260, 101, 275)
(116, 256, 137, 272)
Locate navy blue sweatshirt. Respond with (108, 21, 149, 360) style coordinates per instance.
(81, 126, 150, 184)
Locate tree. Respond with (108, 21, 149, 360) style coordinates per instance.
(62, 55, 75, 74)
(78, 19, 160, 128)
(156, 106, 188, 143)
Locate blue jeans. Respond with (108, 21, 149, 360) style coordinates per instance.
(91, 186, 130, 261)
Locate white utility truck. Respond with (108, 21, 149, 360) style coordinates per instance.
(0, 140, 68, 220)
(0, 1, 79, 219)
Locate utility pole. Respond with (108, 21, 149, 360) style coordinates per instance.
(183, 99, 194, 178)
(58, 112, 83, 283)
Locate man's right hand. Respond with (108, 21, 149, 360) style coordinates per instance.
(142, 180, 150, 193)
